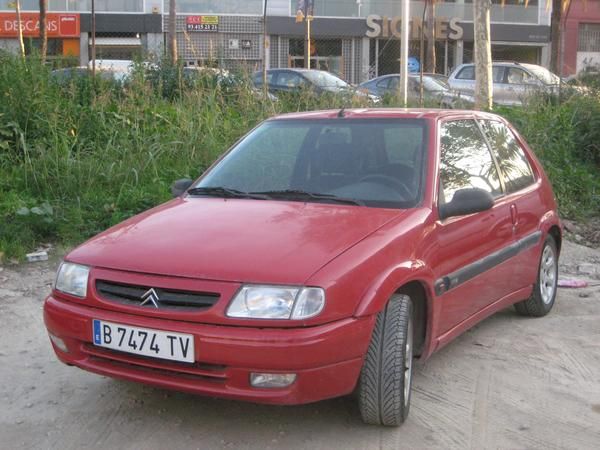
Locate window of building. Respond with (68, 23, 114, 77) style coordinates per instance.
(174, 0, 263, 14)
(439, 120, 502, 204)
(479, 120, 535, 193)
(578, 23, 600, 52)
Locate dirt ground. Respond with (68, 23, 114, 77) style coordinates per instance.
(0, 240, 599, 450)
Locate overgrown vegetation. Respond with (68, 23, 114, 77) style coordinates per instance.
(1, 55, 599, 258)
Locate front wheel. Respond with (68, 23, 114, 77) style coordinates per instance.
(514, 235, 558, 317)
(358, 294, 414, 426)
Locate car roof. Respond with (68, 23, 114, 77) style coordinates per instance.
(269, 108, 503, 121)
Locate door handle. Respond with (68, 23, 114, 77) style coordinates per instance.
(510, 204, 518, 227)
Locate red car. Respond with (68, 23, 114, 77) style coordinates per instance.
(44, 109, 561, 426)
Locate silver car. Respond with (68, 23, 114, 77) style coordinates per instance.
(448, 62, 560, 106)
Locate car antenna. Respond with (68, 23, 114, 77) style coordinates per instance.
(337, 107, 346, 118)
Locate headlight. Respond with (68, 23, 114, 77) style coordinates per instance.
(55, 262, 90, 298)
(227, 285, 325, 320)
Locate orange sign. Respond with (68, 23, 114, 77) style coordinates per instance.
(0, 13, 80, 38)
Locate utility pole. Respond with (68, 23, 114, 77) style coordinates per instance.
(13, 0, 25, 58)
(473, 0, 492, 110)
(39, 0, 47, 63)
(91, 0, 96, 76)
(399, 0, 409, 106)
(169, 0, 178, 64)
(262, 0, 269, 97)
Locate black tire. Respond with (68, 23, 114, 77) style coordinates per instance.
(358, 294, 414, 426)
(514, 235, 558, 317)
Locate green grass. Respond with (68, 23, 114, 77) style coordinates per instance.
(0, 55, 599, 258)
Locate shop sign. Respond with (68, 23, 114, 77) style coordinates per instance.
(366, 15, 463, 41)
(0, 13, 79, 38)
(186, 16, 219, 32)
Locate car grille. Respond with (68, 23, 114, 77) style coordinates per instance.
(95, 280, 220, 311)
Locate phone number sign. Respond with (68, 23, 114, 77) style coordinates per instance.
(186, 16, 219, 32)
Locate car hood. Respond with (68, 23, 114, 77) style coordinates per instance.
(67, 198, 405, 284)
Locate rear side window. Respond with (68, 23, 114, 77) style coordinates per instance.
(479, 120, 535, 193)
(455, 66, 474, 80)
(439, 120, 502, 204)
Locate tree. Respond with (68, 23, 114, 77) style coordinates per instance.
(39, 0, 47, 62)
(425, 0, 436, 73)
(473, 0, 492, 110)
(14, 0, 25, 58)
(168, 0, 178, 63)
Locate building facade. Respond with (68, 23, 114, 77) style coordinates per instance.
(0, 0, 556, 82)
(561, 0, 600, 76)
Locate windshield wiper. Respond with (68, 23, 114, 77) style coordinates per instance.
(187, 186, 269, 200)
(251, 189, 364, 206)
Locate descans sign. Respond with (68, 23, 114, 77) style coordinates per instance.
(366, 15, 464, 41)
(0, 13, 80, 38)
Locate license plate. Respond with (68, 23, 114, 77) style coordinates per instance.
(92, 320, 194, 363)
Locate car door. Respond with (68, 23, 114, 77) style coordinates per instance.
(479, 119, 543, 289)
(501, 67, 538, 105)
(433, 118, 514, 335)
(449, 65, 475, 95)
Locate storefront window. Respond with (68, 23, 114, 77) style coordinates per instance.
(0, 0, 143, 12)
(289, 38, 344, 78)
(169, 0, 263, 14)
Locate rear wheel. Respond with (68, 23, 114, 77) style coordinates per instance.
(514, 235, 558, 317)
(358, 294, 414, 426)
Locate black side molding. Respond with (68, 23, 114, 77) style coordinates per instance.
(434, 231, 542, 296)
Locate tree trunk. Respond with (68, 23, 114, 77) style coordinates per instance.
(39, 0, 47, 63)
(425, 0, 436, 73)
(549, 0, 562, 74)
(15, 0, 25, 58)
(168, 0, 178, 64)
(473, 0, 492, 110)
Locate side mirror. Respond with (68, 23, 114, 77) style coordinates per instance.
(171, 178, 193, 197)
(439, 188, 494, 220)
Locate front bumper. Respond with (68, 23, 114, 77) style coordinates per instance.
(44, 295, 375, 405)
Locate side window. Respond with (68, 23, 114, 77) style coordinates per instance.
(253, 72, 274, 85)
(479, 120, 535, 193)
(439, 120, 502, 204)
(376, 78, 391, 89)
(276, 72, 304, 88)
(456, 66, 475, 80)
(506, 68, 536, 85)
(492, 66, 505, 83)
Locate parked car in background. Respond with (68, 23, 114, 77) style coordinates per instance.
(358, 73, 473, 108)
(253, 68, 379, 102)
(448, 62, 561, 106)
(44, 108, 561, 426)
(51, 65, 129, 85)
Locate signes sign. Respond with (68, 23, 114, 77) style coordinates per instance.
(186, 15, 219, 32)
(0, 13, 80, 38)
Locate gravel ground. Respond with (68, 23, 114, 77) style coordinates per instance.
(0, 240, 599, 450)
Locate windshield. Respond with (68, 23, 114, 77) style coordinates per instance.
(302, 71, 350, 89)
(524, 65, 560, 85)
(195, 119, 428, 209)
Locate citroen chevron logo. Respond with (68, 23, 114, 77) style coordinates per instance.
(140, 288, 160, 308)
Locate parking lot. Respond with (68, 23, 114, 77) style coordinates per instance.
(1, 240, 599, 450)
